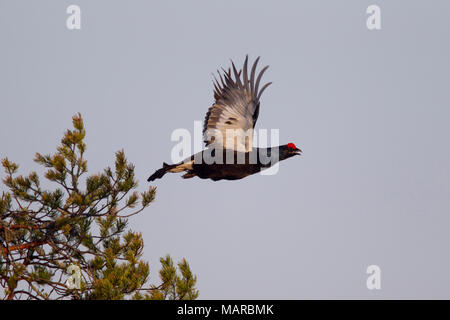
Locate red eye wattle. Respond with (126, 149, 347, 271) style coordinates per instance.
(287, 143, 297, 149)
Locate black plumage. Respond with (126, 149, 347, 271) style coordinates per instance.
(147, 56, 301, 182)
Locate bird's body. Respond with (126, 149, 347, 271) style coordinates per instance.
(148, 56, 301, 182)
(191, 149, 265, 181)
(156, 148, 280, 181)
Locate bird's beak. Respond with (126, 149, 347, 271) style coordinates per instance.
(293, 148, 302, 156)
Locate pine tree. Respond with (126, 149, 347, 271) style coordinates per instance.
(0, 113, 198, 300)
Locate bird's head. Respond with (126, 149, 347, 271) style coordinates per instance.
(279, 143, 302, 160)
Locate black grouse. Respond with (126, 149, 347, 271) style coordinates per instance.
(147, 56, 301, 182)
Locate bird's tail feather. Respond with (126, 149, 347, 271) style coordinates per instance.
(147, 162, 175, 182)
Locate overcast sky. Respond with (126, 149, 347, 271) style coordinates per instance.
(1, 0, 450, 299)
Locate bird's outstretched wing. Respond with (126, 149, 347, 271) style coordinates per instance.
(203, 55, 272, 152)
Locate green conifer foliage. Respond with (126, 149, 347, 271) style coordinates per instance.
(0, 114, 198, 300)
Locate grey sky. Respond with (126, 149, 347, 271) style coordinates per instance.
(1, 0, 450, 298)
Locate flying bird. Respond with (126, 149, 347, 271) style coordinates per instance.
(147, 56, 301, 182)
